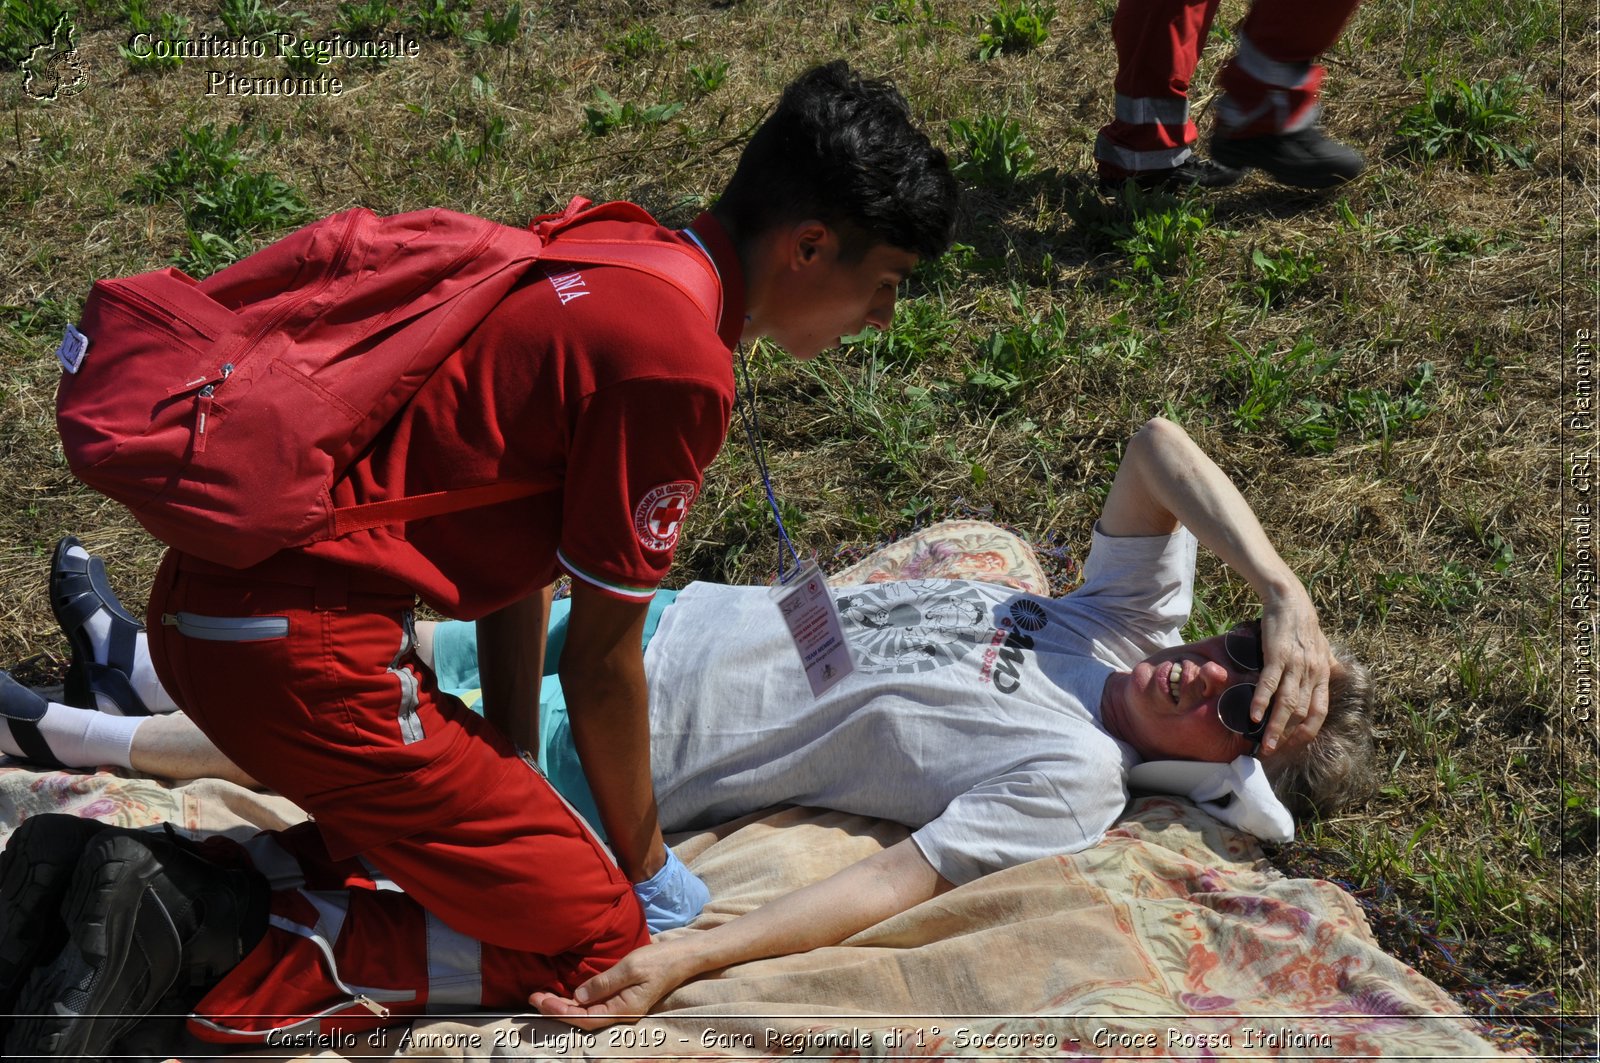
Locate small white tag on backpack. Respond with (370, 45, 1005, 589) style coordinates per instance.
(770, 560, 854, 697)
(56, 325, 88, 374)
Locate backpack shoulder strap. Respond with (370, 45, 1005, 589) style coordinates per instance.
(527, 198, 724, 329)
(539, 236, 723, 328)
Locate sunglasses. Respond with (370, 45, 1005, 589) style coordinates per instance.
(1216, 621, 1268, 743)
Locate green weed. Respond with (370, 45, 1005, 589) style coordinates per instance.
(1291, 362, 1435, 451)
(967, 291, 1069, 401)
(2, 296, 78, 341)
(606, 24, 666, 64)
(849, 296, 959, 368)
(1395, 75, 1534, 170)
(948, 115, 1035, 188)
(869, 0, 936, 23)
(799, 354, 945, 486)
(1221, 334, 1434, 451)
(129, 124, 309, 274)
(1376, 223, 1511, 260)
(1240, 246, 1323, 309)
(36, 129, 73, 164)
(912, 241, 978, 292)
(687, 58, 729, 96)
(1560, 779, 1599, 857)
(1377, 559, 1485, 615)
(118, 0, 188, 71)
(183, 172, 308, 271)
(281, 35, 326, 75)
(406, 0, 471, 39)
(465, 1, 520, 46)
(1117, 198, 1211, 277)
(1223, 334, 1339, 433)
(334, 0, 396, 35)
(1, 0, 65, 66)
(218, 0, 305, 37)
(582, 89, 685, 137)
(976, 0, 1055, 59)
(430, 113, 511, 171)
(130, 124, 246, 199)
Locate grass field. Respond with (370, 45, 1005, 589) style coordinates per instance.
(0, 0, 1594, 1053)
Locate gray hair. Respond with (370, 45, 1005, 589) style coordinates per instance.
(1262, 643, 1376, 819)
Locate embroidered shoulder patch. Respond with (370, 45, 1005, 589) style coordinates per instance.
(633, 480, 696, 552)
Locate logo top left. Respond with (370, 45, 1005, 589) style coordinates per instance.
(22, 14, 87, 101)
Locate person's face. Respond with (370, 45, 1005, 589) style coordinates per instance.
(754, 222, 918, 360)
(1117, 624, 1263, 763)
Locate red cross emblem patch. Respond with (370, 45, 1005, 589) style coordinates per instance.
(633, 481, 697, 552)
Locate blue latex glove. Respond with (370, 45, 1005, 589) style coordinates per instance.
(632, 847, 709, 934)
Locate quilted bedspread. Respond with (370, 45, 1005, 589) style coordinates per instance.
(0, 522, 1522, 1060)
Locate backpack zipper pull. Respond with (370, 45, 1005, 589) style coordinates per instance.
(190, 364, 233, 454)
(167, 361, 235, 398)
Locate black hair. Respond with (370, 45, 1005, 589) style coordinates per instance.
(717, 61, 958, 261)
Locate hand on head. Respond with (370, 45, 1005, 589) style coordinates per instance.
(1249, 591, 1332, 755)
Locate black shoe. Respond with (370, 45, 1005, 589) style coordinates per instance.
(6, 826, 269, 1059)
(0, 816, 109, 1034)
(1099, 156, 1243, 193)
(0, 672, 66, 769)
(1210, 126, 1366, 189)
(48, 536, 150, 717)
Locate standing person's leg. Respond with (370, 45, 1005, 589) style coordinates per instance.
(1094, 0, 1239, 189)
(1210, 0, 1366, 186)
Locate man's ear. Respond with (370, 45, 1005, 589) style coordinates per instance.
(788, 219, 834, 270)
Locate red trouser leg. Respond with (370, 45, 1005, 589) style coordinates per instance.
(1215, 0, 1364, 136)
(147, 553, 648, 1042)
(186, 825, 627, 1043)
(1095, 0, 1223, 176)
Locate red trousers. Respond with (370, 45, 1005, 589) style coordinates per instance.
(147, 551, 648, 1043)
(1095, 0, 1363, 175)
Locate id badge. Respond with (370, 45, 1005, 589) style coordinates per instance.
(770, 560, 854, 697)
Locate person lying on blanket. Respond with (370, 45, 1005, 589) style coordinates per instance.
(0, 417, 1372, 1036)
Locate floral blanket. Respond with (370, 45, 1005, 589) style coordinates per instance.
(0, 522, 1521, 1060)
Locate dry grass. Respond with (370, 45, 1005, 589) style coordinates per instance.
(0, 0, 1594, 1051)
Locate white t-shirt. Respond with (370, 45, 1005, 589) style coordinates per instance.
(643, 527, 1198, 885)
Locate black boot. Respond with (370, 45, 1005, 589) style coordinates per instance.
(1210, 126, 1366, 189)
(1099, 155, 1243, 192)
(6, 826, 269, 1060)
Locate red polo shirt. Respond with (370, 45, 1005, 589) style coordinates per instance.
(299, 212, 745, 618)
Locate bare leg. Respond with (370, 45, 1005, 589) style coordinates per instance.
(128, 712, 261, 787)
(415, 619, 437, 669)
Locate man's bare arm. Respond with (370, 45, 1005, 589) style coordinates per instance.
(1098, 417, 1330, 752)
(476, 586, 554, 754)
(560, 582, 662, 882)
(531, 837, 953, 1027)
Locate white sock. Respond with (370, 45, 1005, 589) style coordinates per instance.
(62, 543, 113, 666)
(129, 635, 179, 714)
(0, 701, 144, 768)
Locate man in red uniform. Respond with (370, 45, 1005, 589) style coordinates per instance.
(4, 60, 958, 1056)
(1095, 0, 1367, 190)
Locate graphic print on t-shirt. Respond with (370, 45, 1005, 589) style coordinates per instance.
(833, 581, 996, 674)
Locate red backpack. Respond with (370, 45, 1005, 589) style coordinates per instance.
(55, 197, 722, 569)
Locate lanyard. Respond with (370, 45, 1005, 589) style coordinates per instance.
(680, 226, 803, 583)
(735, 342, 803, 583)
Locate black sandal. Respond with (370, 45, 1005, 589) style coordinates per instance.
(0, 672, 66, 769)
(47, 537, 149, 717)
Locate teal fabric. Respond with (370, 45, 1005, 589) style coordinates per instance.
(429, 590, 679, 841)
